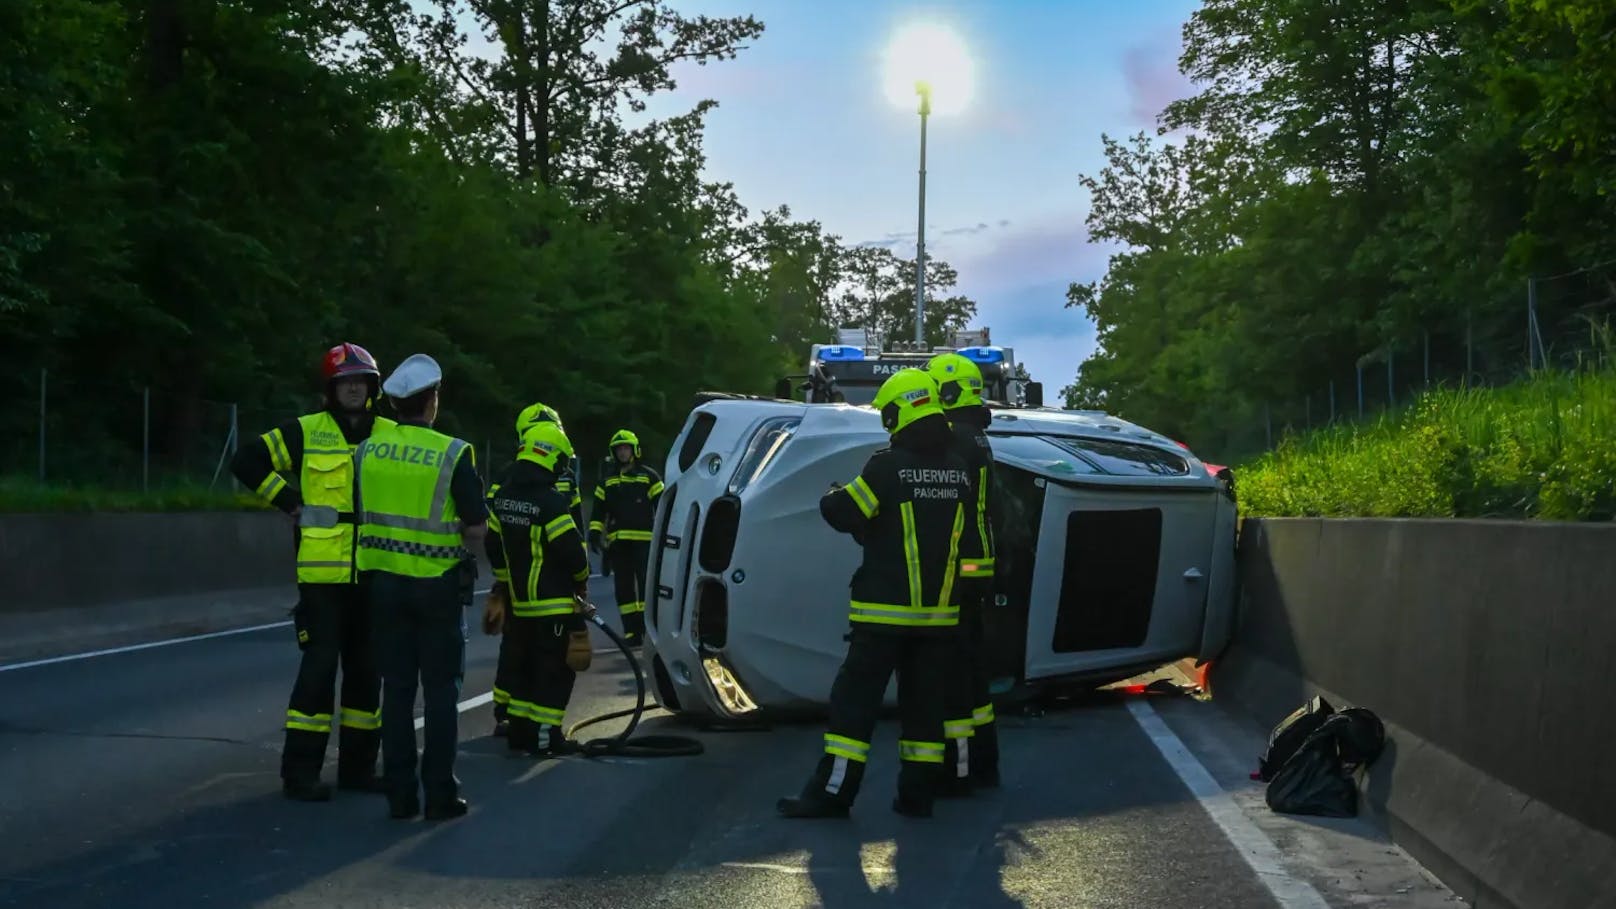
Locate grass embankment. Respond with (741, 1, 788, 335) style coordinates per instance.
(0, 476, 267, 514)
(1238, 365, 1616, 521)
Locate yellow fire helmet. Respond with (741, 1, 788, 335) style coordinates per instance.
(609, 428, 641, 459)
(924, 352, 985, 409)
(515, 401, 564, 439)
(872, 368, 944, 435)
(516, 420, 574, 474)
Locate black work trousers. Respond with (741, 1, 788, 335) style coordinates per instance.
(942, 582, 1000, 783)
(798, 626, 949, 809)
(504, 614, 582, 754)
(492, 620, 519, 725)
(282, 581, 380, 785)
(608, 539, 650, 640)
(370, 570, 466, 805)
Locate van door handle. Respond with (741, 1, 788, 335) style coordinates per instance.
(1183, 568, 1204, 582)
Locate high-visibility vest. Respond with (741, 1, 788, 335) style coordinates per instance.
(354, 423, 475, 578)
(291, 411, 397, 584)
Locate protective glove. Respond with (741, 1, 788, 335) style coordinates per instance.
(565, 627, 593, 672)
(482, 582, 509, 636)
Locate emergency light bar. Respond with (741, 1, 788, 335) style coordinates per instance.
(956, 345, 1006, 364)
(816, 345, 865, 362)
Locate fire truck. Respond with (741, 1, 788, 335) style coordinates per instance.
(774, 326, 1044, 408)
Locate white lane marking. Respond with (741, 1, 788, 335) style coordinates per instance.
(415, 691, 496, 730)
(0, 621, 294, 673)
(1125, 699, 1330, 909)
(0, 586, 500, 673)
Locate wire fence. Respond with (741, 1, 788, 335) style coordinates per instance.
(1222, 264, 1616, 461)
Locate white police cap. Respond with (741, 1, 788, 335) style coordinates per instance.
(382, 353, 443, 399)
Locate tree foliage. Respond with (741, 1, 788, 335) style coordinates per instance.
(0, 0, 979, 486)
(1064, 0, 1616, 459)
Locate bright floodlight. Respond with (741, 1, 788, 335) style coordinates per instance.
(881, 23, 974, 116)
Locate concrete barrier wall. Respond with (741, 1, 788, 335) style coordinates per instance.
(1216, 518, 1616, 909)
(0, 512, 297, 611)
(0, 512, 497, 612)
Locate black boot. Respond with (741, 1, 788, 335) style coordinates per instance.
(338, 772, 388, 794)
(776, 794, 850, 819)
(971, 721, 1000, 788)
(282, 779, 332, 802)
(425, 798, 468, 821)
(892, 794, 933, 818)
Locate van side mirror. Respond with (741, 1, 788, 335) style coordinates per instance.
(1025, 382, 1044, 408)
(774, 378, 794, 400)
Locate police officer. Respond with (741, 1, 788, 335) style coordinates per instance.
(589, 429, 663, 645)
(926, 352, 1001, 794)
(355, 354, 488, 821)
(230, 342, 393, 802)
(777, 368, 976, 820)
(489, 402, 584, 737)
(485, 421, 592, 757)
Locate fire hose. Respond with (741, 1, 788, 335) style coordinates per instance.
(563, 597, 705, 758)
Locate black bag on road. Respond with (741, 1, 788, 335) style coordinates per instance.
(1265, 714, 1360, 817)
(1257, 695, 1334, 781)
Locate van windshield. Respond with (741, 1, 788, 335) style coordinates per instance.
(834, 383, 881, 405)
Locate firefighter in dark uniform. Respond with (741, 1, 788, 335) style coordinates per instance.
(230, 342, 393, 802)
(926, 352, 1002, 794)
(489, 402, 584, 737)
(589, 429, 662, 645)
(777, 368, 976, 820)
(355, 353, 488, 821)
(485, 420, 593, 757)
(596, 454, 614, 579)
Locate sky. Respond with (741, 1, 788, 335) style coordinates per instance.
(432, 0, 1204, 390)
(628, 0, 1203, 390)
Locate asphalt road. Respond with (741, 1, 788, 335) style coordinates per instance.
(0, 577, 1460, 909)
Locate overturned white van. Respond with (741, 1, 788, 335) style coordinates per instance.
(638, 394, 1239, 721)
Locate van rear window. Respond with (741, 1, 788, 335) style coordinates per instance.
(1050, 438, 1189, 477)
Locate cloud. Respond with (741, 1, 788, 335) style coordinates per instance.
(948, 216, 1109, 298)
(857, 219, 1014, 248)
(856, 232, 913, 249)
(1122, 36, 1194, 128)
(968, 281, 1099, 387)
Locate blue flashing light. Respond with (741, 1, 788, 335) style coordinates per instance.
(957, 345, 1006, 364)
(817, 345, 866, 362)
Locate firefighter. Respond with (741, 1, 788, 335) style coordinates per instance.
(777, 368, 976, 820)
(488, 402, 584, 738)
(355, 354, 488, 821)
(926, 352, 1002, 794)
(596, 453, 614, 579)
(589, 429, 663, 645)
(230, 342, 394, 802)
(485, 420, 593, 757)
